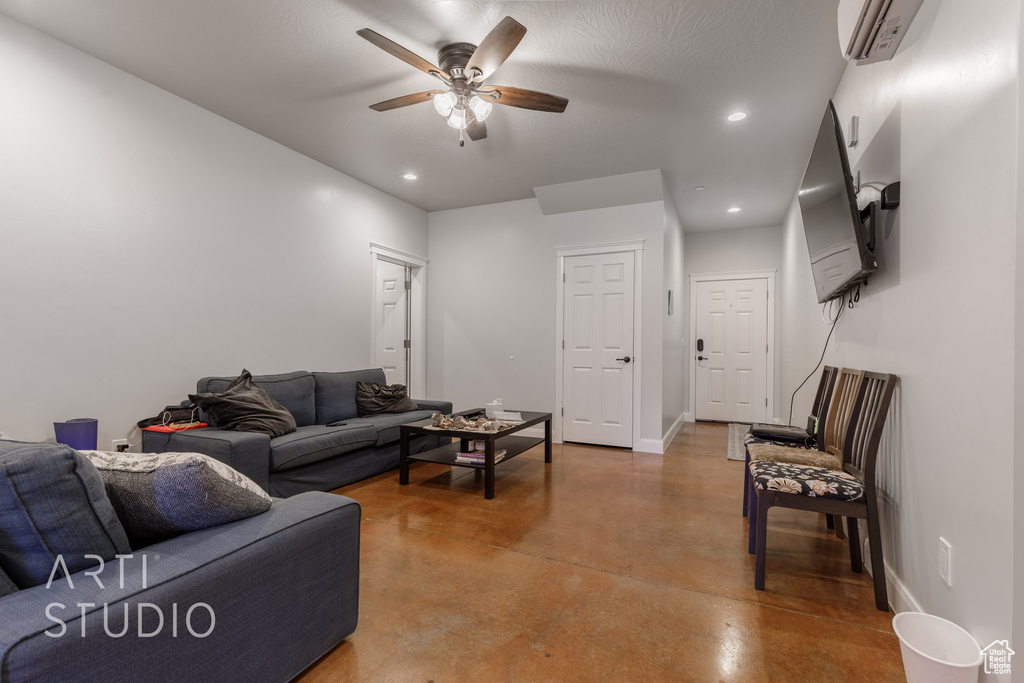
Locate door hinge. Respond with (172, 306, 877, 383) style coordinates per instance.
(765, 398, 768, 406)
(405, 280, 412, 290)
(561, 407, 564, 416)
(562, 340, 565, 349)
(404, 339, 411, 349)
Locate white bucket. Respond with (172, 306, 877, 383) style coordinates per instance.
(892, 612, 983, 683)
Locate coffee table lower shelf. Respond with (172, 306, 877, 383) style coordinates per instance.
(406, 435, 543, 468)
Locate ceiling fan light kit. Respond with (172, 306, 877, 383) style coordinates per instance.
(357, 16, 568, 145)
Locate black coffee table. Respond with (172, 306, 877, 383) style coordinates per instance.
(399, 409, 553, 499)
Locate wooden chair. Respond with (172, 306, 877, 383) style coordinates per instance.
(747, 371, 897, 611)
(742, 365, 840, 518)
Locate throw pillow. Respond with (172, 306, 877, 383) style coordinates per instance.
(81, 450, 273, 548)
(355, 381, 420, 416)
(0, 441, 132, 589)
(190, 369, 297, 437)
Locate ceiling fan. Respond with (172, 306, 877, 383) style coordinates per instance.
(357, 16, 568, 145)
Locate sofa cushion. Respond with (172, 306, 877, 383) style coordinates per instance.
(346, 409, 436, 446)
(81, 450, 273, 548)
(0, 441, 132, 589)
(313, 369, 387, 424)
(0, 565, 16, 597)
(198, 370, 317, 427)
(356, 381, 420, 416)
(270, 425, 378, 472)
(191, 369, 297, 437)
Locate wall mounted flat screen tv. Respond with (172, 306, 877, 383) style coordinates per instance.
(798, 100, 877, 304)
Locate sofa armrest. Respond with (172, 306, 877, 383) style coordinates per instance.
(414, 399, 453, 414)
(0, 492, 360, 683)
(140, 428, 272, 493)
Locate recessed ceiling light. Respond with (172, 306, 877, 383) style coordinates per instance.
(726, 111, 749, 122)
(694, 185, 705, 191)
(728, 207, 742, 213)
(402, 173, 418, 181)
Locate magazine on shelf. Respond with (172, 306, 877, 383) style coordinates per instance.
(455, 449, 506, 464)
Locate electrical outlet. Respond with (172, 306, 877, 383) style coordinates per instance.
(939, 537, 953, 587)
(111, 438, 129, 453)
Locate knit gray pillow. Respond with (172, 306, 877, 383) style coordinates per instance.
(81, 450, 272, 548)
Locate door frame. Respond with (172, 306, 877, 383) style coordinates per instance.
(555, 240, 644, 450)
(688, 270, 776, 424)
(370, 243, 427, 398)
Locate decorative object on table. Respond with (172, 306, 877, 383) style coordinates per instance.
(53, 417, 98, 450)
(485, 398, 503, 418)
(429, 412, 514, 432)
(355, 381, 420, 415)
(81, 449, 272, 548)
(189, 369, 297, 438)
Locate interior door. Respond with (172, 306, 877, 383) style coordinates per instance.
(562, 252, 635, 447)
(694, 278, 768, 423)
(373, 258, 409, 386)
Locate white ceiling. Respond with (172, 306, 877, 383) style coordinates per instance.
(0, 0, 847, 231)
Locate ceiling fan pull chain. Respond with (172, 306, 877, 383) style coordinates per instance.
(459, 128, 465, 147)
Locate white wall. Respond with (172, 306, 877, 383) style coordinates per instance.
(662, 186, 686, 438)
(779, 0, 1018, 659)
(684, 225, 784, 420)
(427, 198, 666, 450)
(0, 15, 429, 450)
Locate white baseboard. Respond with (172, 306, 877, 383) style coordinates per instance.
(683, 412, 692, 423)
(637, 438, 664, 454)
(662, 413, 686, 451)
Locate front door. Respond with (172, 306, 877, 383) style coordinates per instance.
(694, 278, 768, 423)
(562, 252, 635, 447)
(373, 258, 409, 387)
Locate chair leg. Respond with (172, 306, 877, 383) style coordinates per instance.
(834, 515, 846, 540)
(747, 469, 758, 554)
(825, 514, 835, 529)
(742, 450, 750, 517)
(866, 510, 890, 612)
(846, 517, 862, 573)
(754, 492, 772, 591)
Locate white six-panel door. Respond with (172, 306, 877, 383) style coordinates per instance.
(373, 259, 409, 387)
(562, 252, 635, 447)
(694, 278, 768, 423)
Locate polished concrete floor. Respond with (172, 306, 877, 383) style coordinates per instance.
(298, 422, 905, 682)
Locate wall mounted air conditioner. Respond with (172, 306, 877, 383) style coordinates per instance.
(838, 0, 924, 64)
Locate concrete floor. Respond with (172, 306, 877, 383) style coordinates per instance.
(297, 421, 904, 682)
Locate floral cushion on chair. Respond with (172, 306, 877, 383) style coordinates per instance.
(748, 460, 865, 502)
(746, 442, 841, 469)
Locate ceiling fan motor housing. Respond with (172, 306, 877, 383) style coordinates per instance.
(437, 42, 477, 79)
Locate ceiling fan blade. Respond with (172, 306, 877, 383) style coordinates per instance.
(369, 90, 445, 112)
(466, 118, 487, 141)
(465, 16, 526, 81)
(357, 28, 450, 84)
(483, 86, 569, 113)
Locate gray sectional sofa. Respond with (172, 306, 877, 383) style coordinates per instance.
(141, 368, 451, 497)
(0, 439, 361, 682)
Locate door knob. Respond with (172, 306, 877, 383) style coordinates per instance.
(616, 356, 632, 363)
(697, 355, 708, 361)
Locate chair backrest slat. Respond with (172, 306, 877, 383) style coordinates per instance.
(811, 365, 839, 450)
(824, 368, 865, 456)
(843, 372, 898, 480)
